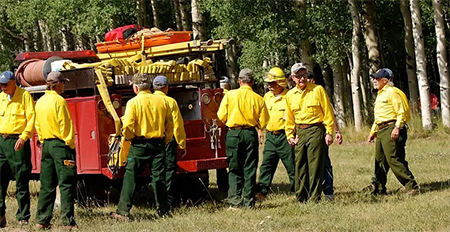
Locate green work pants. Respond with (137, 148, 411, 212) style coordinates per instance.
(257, 132, 295, 195)
(295, 125, 325, 202)
(165, 138, 177, 205)
(116, 138, 168, 217)
(0, 137, 31, 221)
(36, 139, 77, 226)
(225, 128, 258, 207)
(373, 124, 417, 190)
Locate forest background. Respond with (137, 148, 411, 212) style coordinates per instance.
(1, 0, 450, 131)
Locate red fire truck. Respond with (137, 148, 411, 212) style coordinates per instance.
(14, 32, 231, 204)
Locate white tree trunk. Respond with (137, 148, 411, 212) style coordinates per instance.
(362, 1, 381, 74)
(150, 0, 160, 28)
(410, 0, 432, 129)
(173, 0, 183, 31)
(349, 0, 363, 131)
(179, 0, 190, 31)
(296, 0, 314, 71)
(137, 0, 147, 27)
(191, 0, 207, 41)
(332, 61, 346, 128)
(400, 0, 419, 107)
(432, 0, 450, 127)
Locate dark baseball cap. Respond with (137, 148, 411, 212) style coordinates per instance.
(153, 75, 168, 88)
(47, 71, 69, 86)
(370, 68, 393, 79)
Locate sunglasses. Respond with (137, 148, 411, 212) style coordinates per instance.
(291, 73, 308, 79)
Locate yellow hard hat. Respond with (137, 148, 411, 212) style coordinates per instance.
(264, 67, 285, 82)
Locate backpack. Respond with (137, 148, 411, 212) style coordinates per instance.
(105, 24, 141, 41)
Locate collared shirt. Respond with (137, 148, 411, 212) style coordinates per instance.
(0, 87, 35, 141)
(370, 85, 409, 134)
(122, 90, 174, 143)
(35, 90, 75, 149)
(285, 83, 334, 139)
(264, 88, 288, 132)
(217, 85, 269, 129)
(154, 90, 186, 149)
(222, 89, 228, 95)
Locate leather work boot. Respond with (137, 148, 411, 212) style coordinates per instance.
(110, 212, 129, 221)
(59, 224, 79, 230)
(18, 220, 28, 226)
(255, 192, 267, 202)
(0, 215, 6, 228)
(35, 223, 52, 229)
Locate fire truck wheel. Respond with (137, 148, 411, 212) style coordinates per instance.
(76, 175, 111, 208)
(173, 171, 209, 206)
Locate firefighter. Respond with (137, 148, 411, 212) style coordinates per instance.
(0, 71, 35, 228)
(34, 71, 78, 230)
(152, 75, 187, 206)
(111, 73, 173, 220)
(217, 68, 269, 208)
(367, 68, 418, 195)
(286, 63, 334, 203)
(255, 67, 295, 201)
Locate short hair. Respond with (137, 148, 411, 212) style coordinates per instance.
(238, 68, 254, 84)
(134, 83, 150, 91)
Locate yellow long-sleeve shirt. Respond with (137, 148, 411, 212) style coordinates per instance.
(0, 87, 35, 141)
(122, 90, 174, 144)
(370, 85, 409, 134)
(35, 90, 75, 149)
(154, 90, 186, 149)
(264, 89, 288, 132)
(217, 85, 269, 129)
(285, 83, 334, 139)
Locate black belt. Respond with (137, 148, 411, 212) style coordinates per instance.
(1, 134, 20, 139)
(296, 122, 323, 130)
(268, 130, 284, 135)
(377, 120, 396, 130)
(229, 126, 254, 130)
(132, 136, 164, 142)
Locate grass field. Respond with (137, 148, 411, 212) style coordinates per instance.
(3, 119, 450, 231)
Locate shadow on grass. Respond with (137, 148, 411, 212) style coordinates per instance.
(417, 179, 450, 193)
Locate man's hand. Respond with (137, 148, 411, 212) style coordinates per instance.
(257, 129, 264, 144)
(179, 148, 187, 159)
(325, 134, 333, 146)
(367, 133, 376, 143)
(288, 135, 299, 147)
(14, 137, 25, 151)
(391, 127, 400, 141)
(335, 132, 343, 145)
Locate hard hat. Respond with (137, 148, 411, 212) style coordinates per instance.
(264, 67, 285, 82)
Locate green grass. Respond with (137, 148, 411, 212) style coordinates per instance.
(3, 122, 450, 231)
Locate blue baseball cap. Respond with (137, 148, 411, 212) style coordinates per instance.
(153, 75, 168, 88)
(220, 76, 229, 84)
(0, 71, 15, 84)
(370, 68, 393, 79)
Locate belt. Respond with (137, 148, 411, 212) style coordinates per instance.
(268, 130, 284, 135)
(296, 122, 323, 130)
(132, 136, 164, 141)
(377, 120, 396, 130)
(229, 126, 254, 130)
(1, 134, 20, 139)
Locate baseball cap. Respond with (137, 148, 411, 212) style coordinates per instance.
(47, 71, 69, 86)
(370, 68, 393, 79)
(220, 76, 230, 84)
(291, 63, 308, 74)
(153, 75, 168, 88)
(0, 71, 15, 84)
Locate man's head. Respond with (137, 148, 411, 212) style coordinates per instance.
(132, 73, 150, 93)
(238, 68, 254, 86)
(370, 68, 392, 90)
(290, 63, 308, 89)
(46, 71, 69, 94)
(153, 75, 169, 94)
(264, 67, 287, 95)
(0, 71, 16, 95)
(220, 76, 230, 90)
